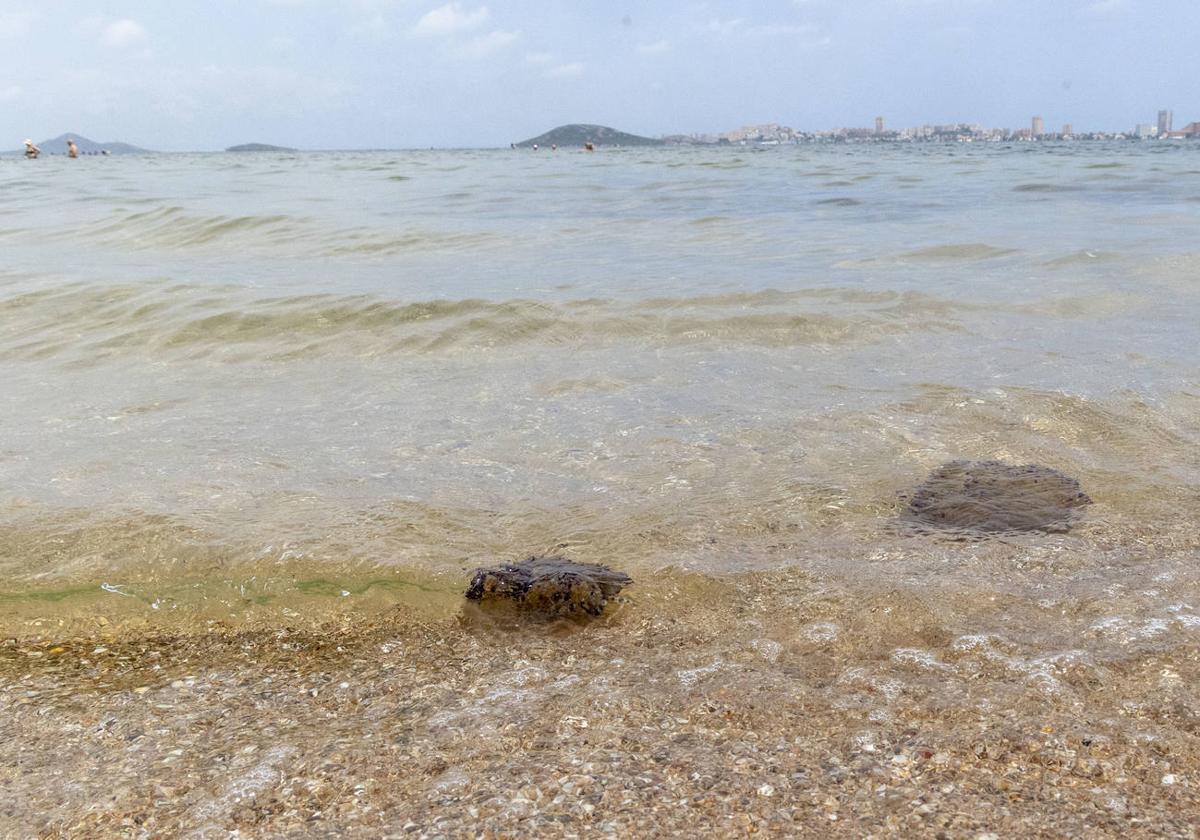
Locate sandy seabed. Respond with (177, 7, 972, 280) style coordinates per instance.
(2, 566, 1199, 839)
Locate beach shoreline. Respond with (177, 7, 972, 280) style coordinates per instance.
(5, 567, 1199, 838)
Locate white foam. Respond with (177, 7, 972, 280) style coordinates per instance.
(677, 661, 726, 688)
(803, 622, 841, 643)
(891, 648, 950, 672)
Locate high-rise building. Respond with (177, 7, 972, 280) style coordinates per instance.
(875, 116, 884, 135)
(1032, 115, 1044, 137)
(1158, 110, 1173, 137)
(1062, 124, 1073, 137)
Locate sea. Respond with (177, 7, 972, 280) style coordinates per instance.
(4, 142, 1200, 833)
(4, 142, 1200, 620)
(4, 140, 1200, 638)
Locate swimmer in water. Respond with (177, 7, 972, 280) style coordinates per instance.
(23, 139, 40, 159)
(67, 138, 78, 158)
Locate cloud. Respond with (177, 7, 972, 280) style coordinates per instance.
(1087, 0, 1125, 12)
(101, 19, 147, 48)
(0, 84, 21, 101)
(414, 3, 490, 37)
(521, 51, 582, 77)
(544, 62, 583, 79)
(452, 29, 519, 59)
(637, 39, 671, 55)
(706, 17, 744, 36)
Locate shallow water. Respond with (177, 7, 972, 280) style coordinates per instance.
(2, 143, 1200, 835)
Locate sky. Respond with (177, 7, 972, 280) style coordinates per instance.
(1, 0, 1196, 150)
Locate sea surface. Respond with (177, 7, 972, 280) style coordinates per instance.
(4, 143, 1200, 600)
(3, 141, 1200, 634)
(4, 142, 1200, 834)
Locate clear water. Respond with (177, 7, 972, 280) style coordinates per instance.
(2, 143, 1200, 624)
(4, 142, 1200, 836)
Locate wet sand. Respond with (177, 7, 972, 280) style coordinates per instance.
(4, 567, 1199, 838)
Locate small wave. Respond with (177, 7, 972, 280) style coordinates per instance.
(70, 206, 312, 250)
(897, 243, 1017, 261)
(1042, 250, 1122, 268)
(60, 205, 503, 257)
(0, 283, 970, 364)
(323, 229, 503, 256)
(1015, 292, 1147, 319)
(816, 197, 862, 207)
(1013, 183, 1084, 193)
(891, 384, 1200, 477)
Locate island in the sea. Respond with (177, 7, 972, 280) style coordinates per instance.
(515, 124, 664, 148)
(226, 143, 298, 152)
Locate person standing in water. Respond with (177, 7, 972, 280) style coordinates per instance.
(67, 138, 78, 158)
(23, 139, 40, 159)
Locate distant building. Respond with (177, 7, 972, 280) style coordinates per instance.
(1062, 124, 1072, 137)
(1158, 109, 1173, 137)
(1032, 115, 1044, 137)
(875, 116, 884, 135)
(1134, 123, 1156, 139)
(718, 123, 799, 144)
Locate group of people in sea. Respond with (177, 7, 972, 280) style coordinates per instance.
(22, 138, 109, 159)
(508, 142, 596, 152)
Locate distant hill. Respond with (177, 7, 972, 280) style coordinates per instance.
(226, 143, 298, 152)
(21, 133, 151, 155)
(515, 124, 664, 148)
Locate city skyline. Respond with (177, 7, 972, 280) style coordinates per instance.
(671, 107, 1196, 146)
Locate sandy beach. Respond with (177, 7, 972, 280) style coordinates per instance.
(5, 562, 1199, 838)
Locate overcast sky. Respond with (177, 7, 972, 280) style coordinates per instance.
(1, 0, 1195, 150)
